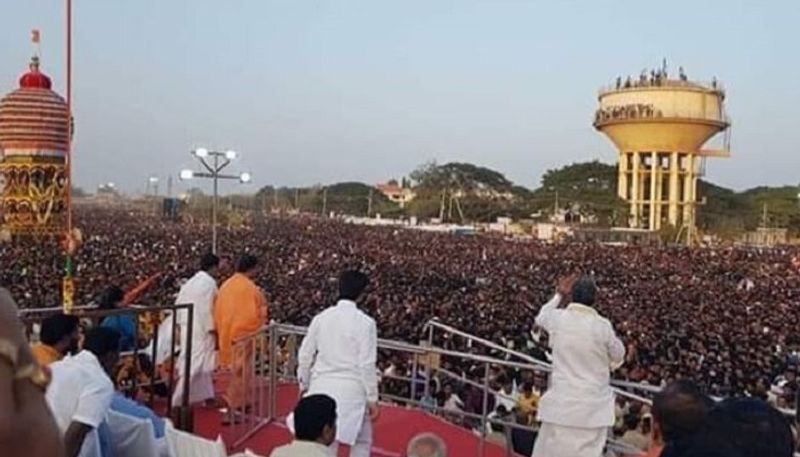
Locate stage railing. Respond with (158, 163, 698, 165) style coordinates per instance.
(19, 303, 195, 430)
(227, 322, 646, 456)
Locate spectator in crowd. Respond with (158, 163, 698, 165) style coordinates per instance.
(654, 380, 712, 457)
(407, 432, 447, 457)
(31, 313, 79, 366)
(486, 419, 509, 450)
(0, 288, 63, 457)
(172, 253, 220, 406)
(673, 398, 794, 457)
(97, 286, 136, 351)
(214, 253, 268, 413)
(511, 408, 537, 456)
(620, 412, 651, 452)
(495, 376, 517, 412)
(46, 327, 121, 457)
(532, 275, 626, 457)
(298, 270, 379, 457)
(440, 383, 464, 412)
(516, 381, 540, 425)
(271, 394, 337, 457)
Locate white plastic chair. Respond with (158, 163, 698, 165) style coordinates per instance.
(106, 409, 160, 457)
(165, 421, 227, 457)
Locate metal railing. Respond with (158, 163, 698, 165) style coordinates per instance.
(20, 303, 195, 430)
(227, 322, 648, 456)
(424, 319, 660, 404)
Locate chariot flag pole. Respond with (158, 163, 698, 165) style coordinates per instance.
(62, 0, 75, 314)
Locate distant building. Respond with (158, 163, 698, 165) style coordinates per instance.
(376, 181, 415, 208)
(572, 227, 661, 246)
(534, 223, 574, 242)
(740, 228, 788, 247)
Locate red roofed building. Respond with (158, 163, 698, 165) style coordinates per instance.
(376, 180, 415, 208)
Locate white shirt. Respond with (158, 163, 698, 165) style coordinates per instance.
(535, 294, 625, 428)
(46, 350, 115, 457)
(173, 270, 219, 404)
(297, 299, 378, 445)
(270, 440, 333, 457)
(297, 299, 379, 403)
(175, 270, 217, 340)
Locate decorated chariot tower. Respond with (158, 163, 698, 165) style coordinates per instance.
(0, 55, 70, 235)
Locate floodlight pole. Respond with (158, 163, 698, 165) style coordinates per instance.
(212, 153, 219, 255)
(185, 150, 249, 254)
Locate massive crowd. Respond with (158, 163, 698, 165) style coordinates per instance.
(1, 207, 799, 411)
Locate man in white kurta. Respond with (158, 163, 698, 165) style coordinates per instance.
(172, 253, 220, 406)
(297, 270, 378, 457)
(532, 275, 625, 457)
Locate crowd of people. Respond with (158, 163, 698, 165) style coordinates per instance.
(2, 207, 799, 405)
(1, 206, 799, 455)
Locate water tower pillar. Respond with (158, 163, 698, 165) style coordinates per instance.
(617, 152, 628, 200)
(668, 152, 680, 225)
(631, 152, 641, 227)
(682, 155, 694, 222)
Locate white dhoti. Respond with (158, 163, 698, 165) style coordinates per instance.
(171, 271, 219, 406)
(172, 330, 216, 405)
(308, 378, 372, 456)
(532, 422, 608, 457)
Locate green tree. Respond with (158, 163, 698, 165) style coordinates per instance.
(531, 161, 626, 226)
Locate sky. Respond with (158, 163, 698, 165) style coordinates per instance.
(1, 0, 799, 195)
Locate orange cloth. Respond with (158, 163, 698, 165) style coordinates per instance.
(123, 273, 162, 305)
(214, 273, 267, 409)
(643, 444, 664, 457)
(30, 343, 62, 366)
(214, 273, 268, 368)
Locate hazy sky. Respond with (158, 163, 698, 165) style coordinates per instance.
(2, 0, 798, 194)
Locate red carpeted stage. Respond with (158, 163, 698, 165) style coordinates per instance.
(192, 383, 517, 457)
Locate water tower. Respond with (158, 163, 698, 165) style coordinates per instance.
(593, 64, 730, 242)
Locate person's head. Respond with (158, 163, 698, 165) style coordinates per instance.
(83, 326, 121, 375)
(39, 313, 80, 354)
(407, 433, 447, 457)
(97, 285, 124, 310)
(624, 412, 641, 432)
(676, 398, 794, 457)
(293, 394, 337, 446)
(338, 270, 369, 302)
(522, 381, 534, 396)
(199, 253, 220, 274)
(571, 275, 597, 307)
(235, 254, 259, 277)
(653, 380, 711, 444)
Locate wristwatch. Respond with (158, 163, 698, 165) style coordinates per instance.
(15, 363, 52, 391)
(0, 338, 51, 391)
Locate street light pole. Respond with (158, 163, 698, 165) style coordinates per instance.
(180, 148, 251, 255)
(212, 152, 219, 255)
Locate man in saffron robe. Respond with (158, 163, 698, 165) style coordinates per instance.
(214, 254, 268, 412)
